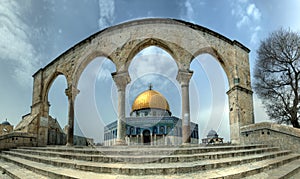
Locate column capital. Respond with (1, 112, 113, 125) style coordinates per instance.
(176, 70, 193, 86)
(65, 85, 80, 99)
(226, 85, 253, 95)
(112, 71, 131, 91)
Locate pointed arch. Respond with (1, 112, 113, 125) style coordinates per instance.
(191, 47, 230, 86)
(124, 38, 182, 70)
(44, 71, 68, 103)
(72, 50, 116, 89)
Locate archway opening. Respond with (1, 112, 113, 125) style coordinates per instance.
(47, 75, 68, 145)
(143, 129, 151, 145)
(76, 57, 116, 144)
(190, 54, 230, 142)
(127, 46, 180, 117)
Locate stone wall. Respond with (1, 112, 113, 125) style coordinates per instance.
(48, 130, 92, 146)
(0, 125, 13, 136)
(104, 135, 199, 146)
(240, 122, 300, 153)
(0, 132, 37, 151)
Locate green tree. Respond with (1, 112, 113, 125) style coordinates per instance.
(254, 28, 300, 128)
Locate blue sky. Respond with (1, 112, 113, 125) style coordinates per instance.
(0, 0, 299, 142)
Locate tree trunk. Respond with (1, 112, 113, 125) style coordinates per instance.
(291, 119, 300, 128)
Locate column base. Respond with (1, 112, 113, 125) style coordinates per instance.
(113, 139, 127, 146)
(66, 142, 73, 147)
(181, 142, 191, 146)
(230, 139, 241, 145)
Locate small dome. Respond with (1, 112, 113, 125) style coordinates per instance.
(207, 130, 218, 138)
(132, 89, 170, 113)
(1, 120, 11, 126)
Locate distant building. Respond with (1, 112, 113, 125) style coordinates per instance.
(104, 86, 199, 146)
(0, 119, 13, 135)
(202, 129, 223, 144)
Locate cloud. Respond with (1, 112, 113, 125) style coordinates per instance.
(0, 0, 40, 87)
(96, 57, 116, 82)
(184, 0, 194, 21)
(182, 0, 205, 22)
(231, 2, 261, 29)
(129, 47, 178, 80)
(247, 4, 261, 21)
(230, 1, 262, 45)
(98, 0, 115, 29)
(250, 26, 261, 45)
(236, 16, 250, 28)
(238, 0, 248, 3)
(253, 94, 269, 123)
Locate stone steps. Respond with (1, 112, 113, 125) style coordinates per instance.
(9, 147, 279, 163)
(0, 151, 299, 178)
(0, 159, 49, 179)
(0, 150, 294, 175)
(244, 158, 300, 179)
(0, 144, 299, 178)
(0, 154, 114, 179)
(18, 144, 269, 156)
(185, 154, 300, 179)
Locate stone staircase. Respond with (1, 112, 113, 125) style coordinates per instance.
(0, 144, 300, 179)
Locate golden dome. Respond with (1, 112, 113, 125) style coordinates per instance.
(132, 89, 170, 112)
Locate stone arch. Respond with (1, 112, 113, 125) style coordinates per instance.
(191, 47, 228, 79)
(190, 53, 230, 141)
(123, 38, 183, 70)
(44, 72, 68, 104)
(71, 50, 116, 88)
(28, 18, 254, 146)
(75, 57, 117, 142)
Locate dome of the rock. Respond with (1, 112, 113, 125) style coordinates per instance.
(131, 89, 170, 113)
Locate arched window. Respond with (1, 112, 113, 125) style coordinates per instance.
(174, 127, 178, 136)
(179, 127, 182, 136)
(160, 126, 165, 135)
(153, 126, 157, 134)
(130, 127, 134, 135)
(167, 126, 171, 134)
(136, 127, 141, 135)
(127, 126, 130, 135)
(153, 111, 156, 116)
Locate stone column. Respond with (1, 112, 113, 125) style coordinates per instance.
(141, 133, 144, 144)
(227, 85, 254, 144)
(36, 101, 50, 147)
(129, 135, 131, 146)
(112, 72, 131, 145)
(177, 70, 193, 144)
(65, 86, 79, 146)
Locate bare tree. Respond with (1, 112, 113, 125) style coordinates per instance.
(254, 28, 300, 128)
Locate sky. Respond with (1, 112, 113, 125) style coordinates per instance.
(0, 0, 300, 143)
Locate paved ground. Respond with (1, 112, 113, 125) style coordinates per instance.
(0, 173, 12, 179)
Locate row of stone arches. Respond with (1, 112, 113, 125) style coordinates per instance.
(29, 18, 254, 146)
(47, 50, 231, 144)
